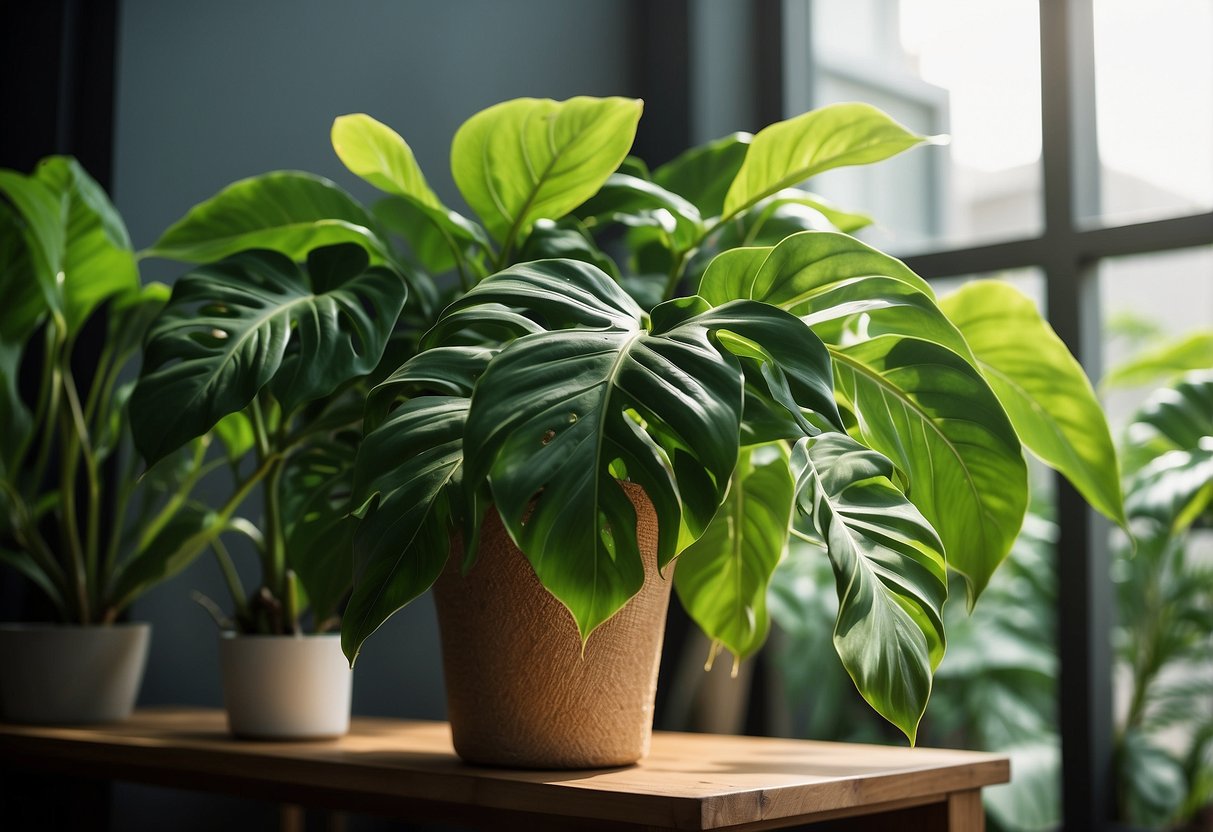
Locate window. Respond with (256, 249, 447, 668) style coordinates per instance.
(786, 2, 1213, 829)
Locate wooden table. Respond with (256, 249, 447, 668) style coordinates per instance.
(0, 708, 1008, 831)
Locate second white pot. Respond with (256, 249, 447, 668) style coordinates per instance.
(219, 633, 352, 740)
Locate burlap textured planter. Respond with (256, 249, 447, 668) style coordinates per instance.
(432, 481, 672, 769)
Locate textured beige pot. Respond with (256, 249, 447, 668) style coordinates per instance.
(0, 622, 150, 724)
(432, 482, 672, 769)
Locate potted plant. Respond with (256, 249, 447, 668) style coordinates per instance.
(126, 240, 407, 738)
(0, 157, 224, 723)
(330, 100, 1127, 768)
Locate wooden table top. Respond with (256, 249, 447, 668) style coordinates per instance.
(0, 708, 1009, 830)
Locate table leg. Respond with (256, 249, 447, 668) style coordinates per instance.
(946, 789, 985, 831)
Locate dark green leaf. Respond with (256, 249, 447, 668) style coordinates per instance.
(790, 432, 948, 744)
(131, 245, 407, 464)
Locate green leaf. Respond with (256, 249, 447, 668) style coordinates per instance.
(109, 502, 223, 611)
(0, 195, 49, 342)
(0, 167, 64, 314)
(576, 172, 704, 251)
(450, 96, 643, 248)
(0, 546, 67, 618)
(1123, 371, 1213, 473)
(145, 171, 390, 264)
(940, 280, 1125, 527)
(1126, 445, 1213, 534)
(282, 433, 357, 624)
(131, 244, 407, 464)
(723, 103, 935, 219)
(343, 394, 468, 664)
(33, 157, 139, 333)
(519, 217, 620, 278)
(675, 446, 794, 661)
(789, 432, 947, 744)
(1105, 332, 1213, 390)
(653, 132, 752, 218)
(331, 113, 489, 274)
(831, 336, 1028, 602)
(442, 259, 838, 641)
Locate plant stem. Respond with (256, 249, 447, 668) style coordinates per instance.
(56, 402, 90, 622)
(133, 440, 210, 555)
(662, 249, 694, 302)
(209, 536, 249, 623)
(250, 396, 287, 615)
(61, 361, 102, 611)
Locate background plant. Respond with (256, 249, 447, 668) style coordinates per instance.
(0, 157, 224, 624)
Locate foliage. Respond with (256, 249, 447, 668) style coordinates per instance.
(0, 157, 220, 624)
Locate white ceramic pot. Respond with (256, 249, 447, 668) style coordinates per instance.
(218, 633, 352, 739)
(0, 622, 150, 724)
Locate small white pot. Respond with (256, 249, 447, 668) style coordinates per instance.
(219, 633, 352, 739)
(0, 622, 150, 724)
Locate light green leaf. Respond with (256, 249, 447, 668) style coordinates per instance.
(450, 96, 643, 248)
(1106, 332, 1213, 390)
(940, 280, 1125, 527)
(145, 171, 390, 264)
(33, 157, 139, 333)
(1123, 371, 1213, 473)
(832, 336, 1028, 602)
(653, 132, 752, 218)
(131, 245, 407, 464)
(332, 113, 489, 274)
(790, 432, 948, 744)
(723, 103, 935, 219)
(0, 167, 64, 312)
(675, 447, 794, 661)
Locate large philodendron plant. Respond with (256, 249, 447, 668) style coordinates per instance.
(346, 243, 1127, 742)
(0, 157, 226, 624)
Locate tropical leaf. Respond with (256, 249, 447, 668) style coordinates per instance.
(281, 433, 358, 625)
(652, 132, 752, 218)
(439, 259, 836, 640)
(940, 280, 1125, 527)
(1124, 371, 1213, 473)
(1125, 444, 1213, 533)
(343, 394, 469, 664)
(1104, 332, 1213, 390)
(450, 96, 643, 248)
(519, 217, 620, 278)
(0, 199, 45, 342)
(789, 432, 948, 743)
(131, 244, 407, 464)
(831, 336, 1028, 601)
(675, 446, 794, 661)
(332, 113, 489, 274)
(576, 172, 703, 251)
(0, 167, 64, 314)
(144, 171, 391, 264)
(722, 103, 935, 219)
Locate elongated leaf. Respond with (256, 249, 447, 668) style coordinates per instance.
(343, 395, 468, 664)
(332, 113, 489, 274)
(675, 447, 794, 660)
(1105, 332, 1213, 390)
(131, 245, 406, 464)
(831, 336, 1028, 601)
(0, 200, 45, 342)
(519, 218, 620, 278)
(790, 432, 948, 743)
(1126, 445, 1213, 533)
(940, 280, 1125, 526)
(145, 171, 390, 264)
(0, 168, 64, 312)
(34, 157, 139, 332)
(450, 96, 643, 246)
(723, 103, 935, 218)
(653, 132, 752, 218)
(109, 502, 224, 612)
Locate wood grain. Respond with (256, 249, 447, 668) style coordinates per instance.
(0, 708, 1009, 830)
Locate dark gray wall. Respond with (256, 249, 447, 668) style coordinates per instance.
(112, 2, 635, 828)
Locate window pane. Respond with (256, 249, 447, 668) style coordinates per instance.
(808, 0, 1043, 253)
(770, 268, 1062, 831)
(1098, 248, 1213, 828)
(1091, 0, 1213, 225)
